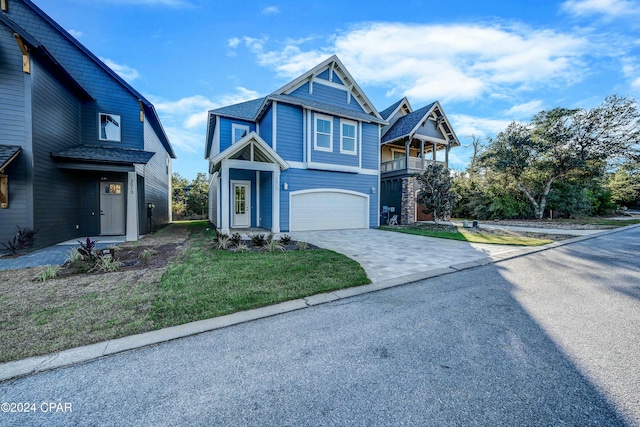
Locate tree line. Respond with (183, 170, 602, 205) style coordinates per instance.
(172, 172, 208, 220)
(417, 95, 640, 221)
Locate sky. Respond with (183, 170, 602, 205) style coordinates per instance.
(33, 0, 640, 180)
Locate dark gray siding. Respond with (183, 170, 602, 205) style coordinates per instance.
(31, 59, 83, 248)
(142, 119, 170, 226)
(380, 178, 402, 224)
(0, 23, 31, 249)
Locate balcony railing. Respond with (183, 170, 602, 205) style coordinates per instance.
(381, 157, 446, 173)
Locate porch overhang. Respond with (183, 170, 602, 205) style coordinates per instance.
(51, 145, 155, 172)
(0, 145, 21, 173)
(210, 132, 289, 174)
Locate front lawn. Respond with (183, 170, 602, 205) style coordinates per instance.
(0, 222, 369, 363)
(380, 224, 554, 246)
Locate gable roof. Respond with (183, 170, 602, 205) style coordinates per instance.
(267, 94, 387, 124)
(380, 97, 412, 120)
(272, 55, 383, 121)
(16, 0, 175, 158)
(381, 101, 460, 148)
(210, 132, 289, 172)
(0, 145, 22, 173)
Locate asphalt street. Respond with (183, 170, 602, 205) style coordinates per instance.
(1, 227, 638, 426)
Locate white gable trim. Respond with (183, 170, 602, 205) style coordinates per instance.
(210, 131, 289, 171)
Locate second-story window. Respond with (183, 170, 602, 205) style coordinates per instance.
(232, 124, 250, 144)
(340, 119, 357, 155)
(99, 113, 121, 142)
(314, 114, 332, 152)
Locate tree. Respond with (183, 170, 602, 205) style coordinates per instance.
(415, 164, 458, 223)
(608, 166, 640, 206)
(186, 172, 208, 217)
(480, 96, 640, 219)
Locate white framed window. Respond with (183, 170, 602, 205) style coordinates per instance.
(232, 124, 250, 144)
(99, 113, 121, 142)
(314, 114, 333, 152)
(340, 119, 357, 155)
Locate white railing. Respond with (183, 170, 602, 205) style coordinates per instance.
(381, 158, 446, 173)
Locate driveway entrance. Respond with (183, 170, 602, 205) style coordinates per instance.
(288, 228, 517, 283)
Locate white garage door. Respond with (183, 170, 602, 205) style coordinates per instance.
(290, 190, 369, 231)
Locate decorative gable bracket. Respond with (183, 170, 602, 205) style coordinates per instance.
(13, 34, 30, 73)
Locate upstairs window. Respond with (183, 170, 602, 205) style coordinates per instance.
(314, 114, 333, 152)
(232, 124, 250, 144)
(99, 113, 121, 142)
(340, 119, 357, 155)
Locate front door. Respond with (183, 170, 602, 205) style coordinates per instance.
(232, 181, 251, 228)
(100, 181, 125, 235)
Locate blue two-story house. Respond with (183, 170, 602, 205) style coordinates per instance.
(0, 0, 175, 250)
(205, 55, 385, 233)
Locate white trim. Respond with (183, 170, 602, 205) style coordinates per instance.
(377, 124, 381, 227)
(312, 76, 348, 92)
(211, 132, 289, 171)
(222, 159, 281, 173)
(289, 188, 370, 232)
(307, 109, 312, 162)
(231, 180, 251, 228)
(231, 124, 250, 144)
(272, 101, 277, 152)
(272, 171, 280, 233)
(339, 118, 358, 155)
(221, 167, 230, 233)
(359, 122, 363, 169)
(314, 113, 333, 152)
(126, 172, 138, 241)
(256, 171, 260, 227)
(216, 175, 221, 228)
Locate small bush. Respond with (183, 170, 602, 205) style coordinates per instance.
(65, 248, 84, 267)
(139, 248, 156, 264)
(216, 234, 231, 250)
(32, 265, 59, 282)
(280, 235, 292, 245)
(2, 226, 37, 256)
(234, 242, 250, 253)
(92, 257, 121, 273)
(262, 239, 285, 252)
(250, 233, 266, 246)
(230, 233, 242, 245)
(296, 241, 309, 251)
(77, 237, 98, 260)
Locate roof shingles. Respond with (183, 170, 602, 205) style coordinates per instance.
(52, 145, 155, 165)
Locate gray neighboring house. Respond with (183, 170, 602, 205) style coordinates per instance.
(0, 0, 176, 252)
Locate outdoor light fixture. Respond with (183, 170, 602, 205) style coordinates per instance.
(283, 182, 288, 190)
(371, 186, 376, 194)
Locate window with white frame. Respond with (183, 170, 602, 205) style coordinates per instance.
(232, 124, 250, 144)
(314, 114, 333, 152)
(99, 113, 121, 142)
(340, 119, 357, 155)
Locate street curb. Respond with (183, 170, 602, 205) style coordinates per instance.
(1, 222, 638, 383)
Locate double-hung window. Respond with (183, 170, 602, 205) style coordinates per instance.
(340, 119, 357, 155)
(232, 124, 250, 144)
(314, 114, 333, 152)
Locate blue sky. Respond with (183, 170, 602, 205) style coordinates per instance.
(35, 0, 640, 180)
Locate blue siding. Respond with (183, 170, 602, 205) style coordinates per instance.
(259, 171, 272, 229)
(220, 118, 256, 153)
(258, 108, 273, 147)
(310, 114, 359, 167)
(362, 123, 380, 170)
(229, 169, 257, 228)
(416, 119, 445, 139)
(316, 68, 345, 85)
(316, 69, 330, 81)
(279, 169, 378, 232)
(290, 82, 365, 113)
(275, 103, 304, 162)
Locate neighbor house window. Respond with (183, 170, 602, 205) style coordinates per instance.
(232, 124, 250, 144)
(99, 113, 121, 142)
(340, 119, 357, 155)
(314, 114, 333, 152)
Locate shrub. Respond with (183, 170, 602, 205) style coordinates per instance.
(230, 232, 242, 246)
(296, 241, 309, 251)
(92, 257, 121, 273)
(250, 233, 266, 246)
(234, 242, 250, 253)
(215, 234, 230, 250)
(280, 235, 292, 245)
(65, 248, 84, 267)
(139, 248, 156, 264)
(262, 239, 285, 252)
(77, 237, 98, 260)
(32, 265, 59, 282)
(2, 226, 37, 256)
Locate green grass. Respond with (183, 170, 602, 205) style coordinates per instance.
(559, 218, 640, 227)
(150, 223, 368, 327)
(379, 226, 553, 246)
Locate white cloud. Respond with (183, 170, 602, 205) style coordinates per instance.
(504, 100, 544, 119)
(100, 58, 140, 83)
(561, 0, 640, 18)
(238, 22, 593, 104)
(262, 6, 280, 15)
(148, 88, 261, 153)
(67, 29, 83, 39)
(449, 114, 514, 139)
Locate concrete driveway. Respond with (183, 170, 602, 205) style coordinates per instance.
(288, 228, 517, 283)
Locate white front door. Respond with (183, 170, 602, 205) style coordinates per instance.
(231, 181, 251, 228)
(100, 181, 125, 235)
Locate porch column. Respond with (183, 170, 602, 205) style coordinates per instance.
(126, 171, 138, 242)
(272, 169, 280, 233)
(405, 139, 410, 171)
(432, 142, 437, 162)
(420, 140, 425, 170)
(221, 163, 230, 234)
(445, 144, 450, 166)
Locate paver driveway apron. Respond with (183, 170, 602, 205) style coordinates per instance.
(288, 228, 517, 283)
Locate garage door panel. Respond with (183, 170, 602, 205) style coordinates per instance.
(290, 191, 368, 231)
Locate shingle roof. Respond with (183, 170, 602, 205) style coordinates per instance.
(381, 102, 436, 143)
(268, 94, 387, 124)
(379, 99, 405, 120)
(0, 145, 21, 172)
(52, 145, 155, 165)
(210, 98, 266, 120)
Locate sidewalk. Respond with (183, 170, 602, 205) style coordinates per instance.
(1, 223, 639, 383)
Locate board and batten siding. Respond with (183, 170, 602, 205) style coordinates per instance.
(279, 168, 378, 232)
(0, 23, 31, 248)
(275, 103, 304, 162)
(31, 59, 83, 248)
(142, 118, 170, 226)
(259, 170, 272, 228)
